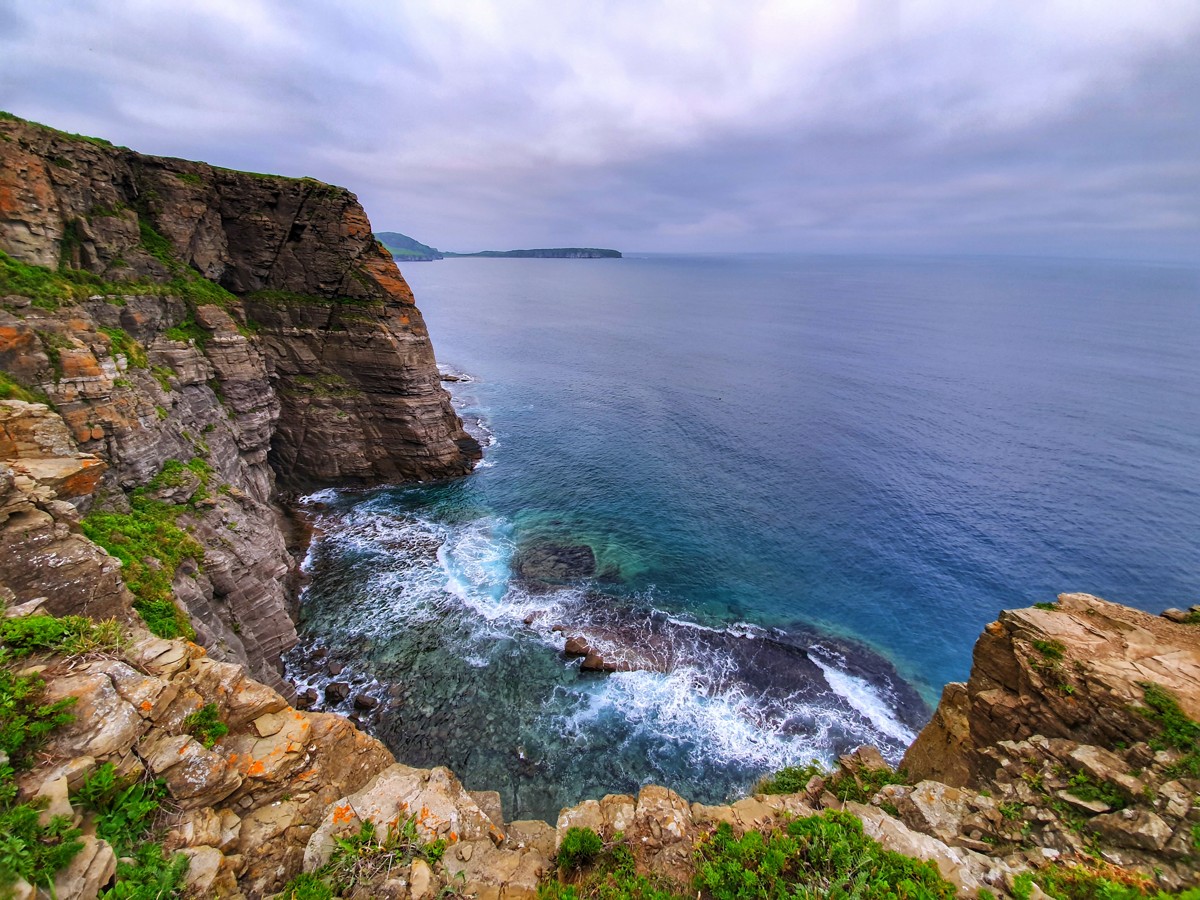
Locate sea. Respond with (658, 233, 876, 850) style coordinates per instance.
(287, 253, 1200, 823)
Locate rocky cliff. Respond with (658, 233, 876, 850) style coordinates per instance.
(0, 113, 479, 688)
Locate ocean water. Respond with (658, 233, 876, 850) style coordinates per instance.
(289, 254, 1200, 822)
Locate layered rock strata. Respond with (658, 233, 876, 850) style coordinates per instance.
(0, 114, 479, 685)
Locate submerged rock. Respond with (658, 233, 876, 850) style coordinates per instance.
(514, 542, 596, 583)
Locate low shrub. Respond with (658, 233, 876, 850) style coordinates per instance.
(557, 827, 604, 871)
(182, 703, 228, 748)
(695, 810, 955, 900)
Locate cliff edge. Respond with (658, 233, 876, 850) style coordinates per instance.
(0, 113, 479, 688)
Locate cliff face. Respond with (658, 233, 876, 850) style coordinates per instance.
(0, 113, 479, 490)
(0, 114, 479, 686)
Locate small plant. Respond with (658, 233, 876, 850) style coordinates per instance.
(98, 325, 148, 369)
(754, 762, 825, 795)
(557, 826, 604, 871)
(1136, 682, 1200, 778)
(1034, 601, 1058, 611)
(276, 872, 333, 900)
(182, 703, 228, 748)
(318, 816, 447, 895)
(0, 668, 83, 891)
(73, 763, 165, 854)
(163, 317, 208, 346)
(541, 837, 681, 900)
(1059, 683, 1076, 695)
(72, 762, 188, 899)
(999, 801, 1025, 820)
(1032, 639, 1066, 661)
(0, 768, 83, 891)
(0, 662, 77, 766)
(1064, 770, 1126, 809)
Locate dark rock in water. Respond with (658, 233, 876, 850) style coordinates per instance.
(563, 636, 591, 658)
(580, 651, 634, 673)
(325, 681, 351, 704)
(295, 687, 319, 709)
(354, 693, 380, 711)
(515, 543, 596, 583)
(327, 660, 344, 676)
(310, 646, 328, 661)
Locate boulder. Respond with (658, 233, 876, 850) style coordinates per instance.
(49, 835, 116, 900)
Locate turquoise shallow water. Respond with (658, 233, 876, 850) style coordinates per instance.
(290, 254, 1200, 822)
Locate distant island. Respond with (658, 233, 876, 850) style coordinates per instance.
(444, 248, 621, 258)
(375, 231, 620, 260)
(375, 231, 443, 260)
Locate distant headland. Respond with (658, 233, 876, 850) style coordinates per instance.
(376, 231, 620, 260)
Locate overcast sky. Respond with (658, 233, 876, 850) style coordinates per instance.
(2, 1, 1198, 259)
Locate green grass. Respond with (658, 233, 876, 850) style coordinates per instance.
(98, 326, 148, 369)
(276, 873, 334, 900)
(695, 811, 955, 900)
(1034, 601, 1058, 611)
(0, 250, 112, 309)
(0, 372, 47, 404)
(541, 837, 684, 900)
(754, 763, 825, 796)
(182, 703, 228, 748)
(1063, 771, 1126, 809)
(558, 827, 604, 871)
(0, 647, 83, 891)
(1013, 862, 1200, 900)
(755, 762, 908, 806)
(1032, 639, 1066, 661)
(0, 249, 237, 312)
(73, 762, 188, 900)
(173, 172, 203, 186)
(0, 614, 124, 658)
(1136, 682, 1200, 778)
(80, 495, 200, 640)
(163, 316, 209, 346)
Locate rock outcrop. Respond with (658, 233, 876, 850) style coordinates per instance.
(0, 113, 479, 686)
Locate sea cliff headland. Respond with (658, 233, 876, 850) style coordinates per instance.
(0, 113, 1196, 899)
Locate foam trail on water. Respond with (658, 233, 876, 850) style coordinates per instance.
(808, 648, 916, 745)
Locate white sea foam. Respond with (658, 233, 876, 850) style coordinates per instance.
(551, 667, 839, 771)
(808, 648, 916, 745)
(304, 500, 917, 770)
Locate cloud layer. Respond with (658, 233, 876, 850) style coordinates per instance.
(2, 1, 1198, 258)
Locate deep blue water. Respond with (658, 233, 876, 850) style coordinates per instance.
(291, 254, 1200, 821)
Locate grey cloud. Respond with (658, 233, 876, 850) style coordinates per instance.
(0, 1, 1197, 260)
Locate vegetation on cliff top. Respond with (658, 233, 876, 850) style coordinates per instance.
(0, 614, 187, 896)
